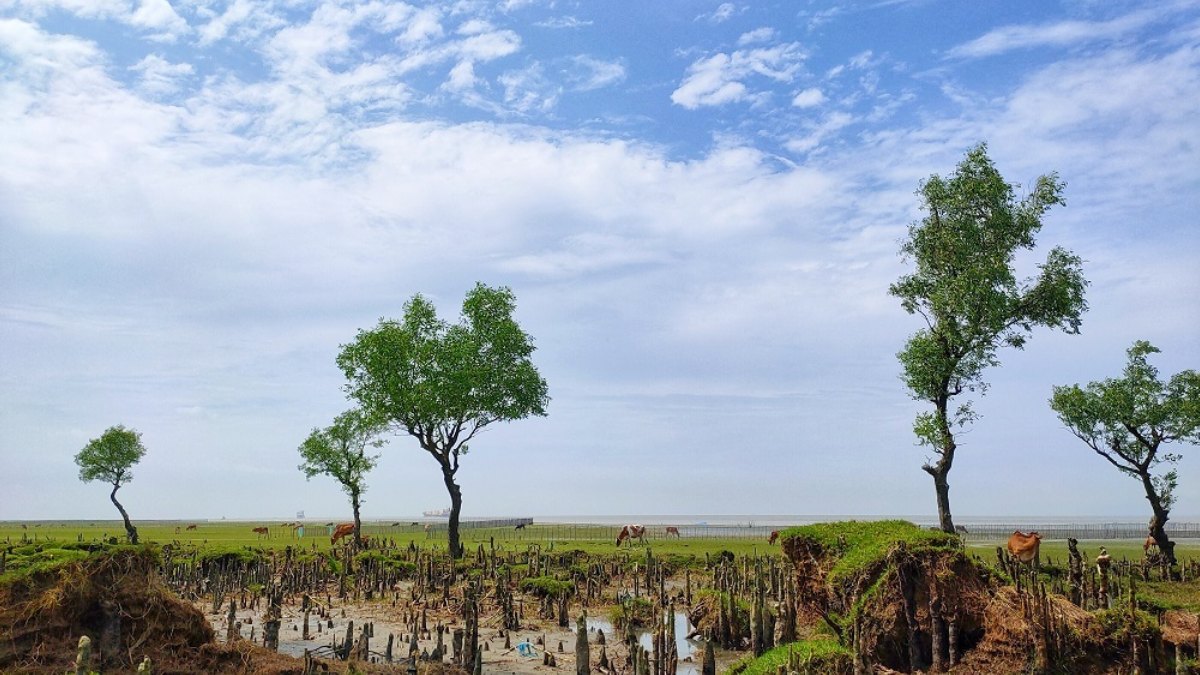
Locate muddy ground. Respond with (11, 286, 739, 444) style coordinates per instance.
(204, 590, 743, 674)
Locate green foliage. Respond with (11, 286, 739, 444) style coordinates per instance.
(1050, 341, 1200, 512)
(337, 283, 549, 558)
(297, 408, 387, 502)
(1095, 607, 1159, 645)
(0, 547, 90, 582)
(779, 520, 957, 589)
(728, 639, 852, 675)
(1137, 580, 1200, 614)
(608, 595, 655, 629)
(336, 283, 549, 460)
(75, 425, 146, 486)
(196, 546, 265, 568)
(889, 144, 1087, 512)
(1, 542, 147, 585)
(520, 575, 574, 598)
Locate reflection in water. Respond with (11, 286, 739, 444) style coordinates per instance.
(588, 611, 706, 674)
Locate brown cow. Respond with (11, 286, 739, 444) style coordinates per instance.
(330, 522, 356, 545)
(768, 530, 780, 545)
(1144, 536, 1158, 553)
(1006, 531, 1041, 568)
(616, 524, 646, 546)
(665, 526, 681, 538)
(186, 524, 198, 531)
(252, 526, 269, 539)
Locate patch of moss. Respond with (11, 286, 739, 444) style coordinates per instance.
(728, 639, 852, 675)
(196, 546, 264, 567)
(1, 543, 149, 585)
(354, 550, 418, 576)
(1095, 607, 1159, 644)
(520, 575, 574, 598)
(780, 520, 957, 590)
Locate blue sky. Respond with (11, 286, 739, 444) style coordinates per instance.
(1, 0, 1198, 521)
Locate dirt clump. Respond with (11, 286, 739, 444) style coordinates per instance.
(0, 547, 462, 673)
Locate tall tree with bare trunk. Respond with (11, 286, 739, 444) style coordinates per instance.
(75, 425, 146, 544)
(890, 143, 1088, 533)
(337, 283, 549, 558)
(1051, 341, 1200, 565)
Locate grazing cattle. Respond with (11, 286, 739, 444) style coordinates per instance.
(514, 523, 527, 531)
(252, 527, 269, 539)
(1006, 531, 1042, 567)
(665, 527, 681, 537)
(616, 524, 647, 546)
(186, 524, 198, 531)
(391, 522, 401, 527)
(330, 523, 356, 544)
(768, 530, 780, 545)
(410, 522, 419, 527)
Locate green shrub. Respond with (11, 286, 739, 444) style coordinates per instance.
(520, 576, 574, 598)
(608, 596, 655, 630)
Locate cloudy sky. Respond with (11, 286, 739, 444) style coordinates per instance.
(2, 0, 1198, 522)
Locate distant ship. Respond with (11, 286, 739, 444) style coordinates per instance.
(423, 507, 451, 518)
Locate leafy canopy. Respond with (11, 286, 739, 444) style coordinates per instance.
(75, 425, 146, 486)
(298, 409, 387, 497)
(1050, 341, 1200, 511)
(889, 143, 1088, 449)
(336, 282, 549, 470)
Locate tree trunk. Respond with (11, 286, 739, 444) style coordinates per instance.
(110, 483, 138, 544)
(1139, 470, 1177, 565)
(351, 491, 363, 547)
(442, 468, 464, 559)
(927, 398, 957, 534)
(932, 469, 955, 534)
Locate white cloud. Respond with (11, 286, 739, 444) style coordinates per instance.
(129, 0, 189, 41)
(444, 58, 477, 92)
(534, 15, 591, 29)
(498, 62, 559, 113)
(129, 54, 193, 95)
(196, 0, 279, 46)
(672, 43, 805, 109)
(737, 27, 775, 46)
(791, 87, 825, 108)
(700, 2, 740, 24)
(948, 8, 1164, 59)
(564, 55, 625, 91)
(785, 110, 854, 152)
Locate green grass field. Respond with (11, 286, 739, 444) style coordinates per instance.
(5, 520, 1198, 563)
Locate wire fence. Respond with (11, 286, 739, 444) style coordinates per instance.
(359, 520, 1200, 543)
(957, 522, 1200, 542)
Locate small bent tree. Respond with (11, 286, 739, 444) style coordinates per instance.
(1050, 341, 1200, 565)
(75, 425, 146, 544)
(298, 409, 387, 546)
(890, 143, 1088, 533)
(337, 283, 549, 558)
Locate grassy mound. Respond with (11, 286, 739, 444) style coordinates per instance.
(779, 520, 990, 672)
(0, 546, 214, 672)
(728, 639, 852, 675)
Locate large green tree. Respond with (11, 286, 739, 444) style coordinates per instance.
(75, 425, 146, 544)
(890, 143, 1088, 533)
(298, 409, 387, 546)
(1050, 341, 1200, 564)
(337, 283, 549, 558)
